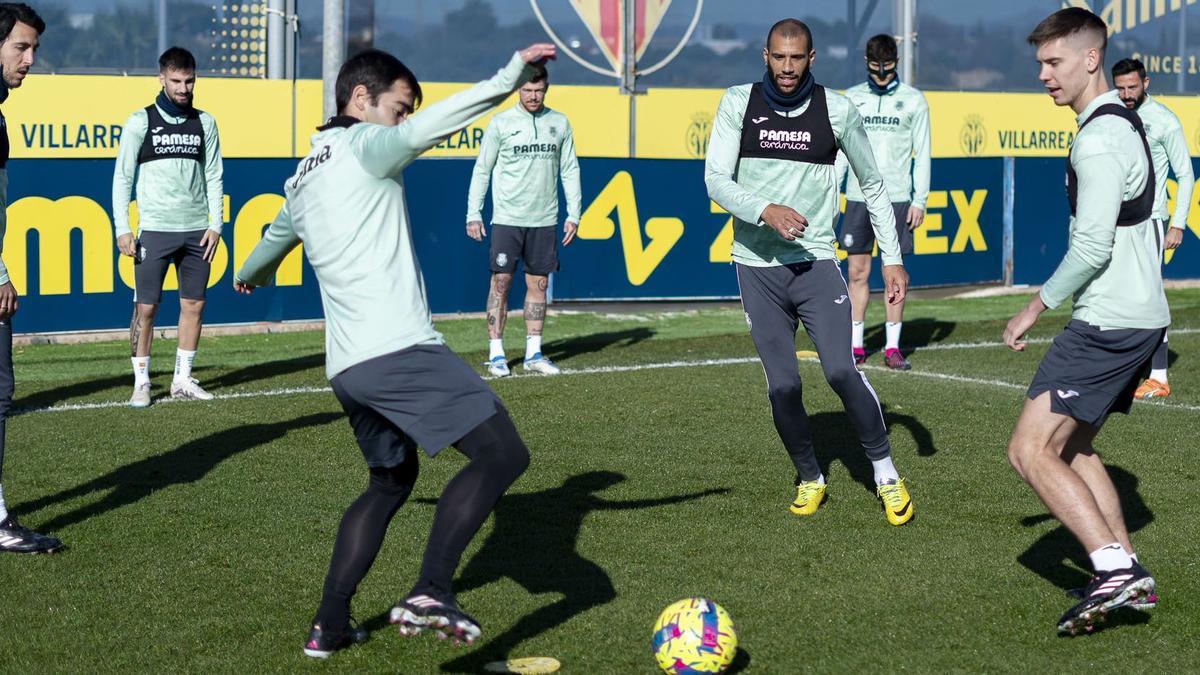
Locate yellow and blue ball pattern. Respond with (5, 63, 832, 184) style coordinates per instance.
(651, 597, 738, 674)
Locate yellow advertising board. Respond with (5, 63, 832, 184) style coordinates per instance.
(5, 73, 1200, 161)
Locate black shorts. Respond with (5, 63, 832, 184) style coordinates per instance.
(134, 229, 211, 304)
(839, 201, 913, 256)
(489, 224, 559, 275)
(329, 344, 500, 467)
(1027, 320, 1166, 428)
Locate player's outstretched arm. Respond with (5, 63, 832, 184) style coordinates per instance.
(357, 44, 556, 178)
(236, 201, 301, 291)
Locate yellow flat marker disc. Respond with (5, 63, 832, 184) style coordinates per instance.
(796, 350, 818, 359)
(484, 657, 562, 674)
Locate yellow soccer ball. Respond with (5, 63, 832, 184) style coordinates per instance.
(650, 597, 738, 674)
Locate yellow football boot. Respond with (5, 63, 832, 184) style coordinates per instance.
(789, 481, 827, 516)
(876, 479, 914, 526)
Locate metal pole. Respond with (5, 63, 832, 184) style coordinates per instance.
(267, 0, 286, 79)
(624, 0, 636, 157)
(902, 0, 915, 84)
(323, 0, 346, 121)
(156, 0, 167, 56)
(848, 0, 857, 86)
(1002, 156, 1015, 286)
(1179, 3, 1187, 93)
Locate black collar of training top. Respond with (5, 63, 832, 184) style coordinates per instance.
(318, 115, 362, 131)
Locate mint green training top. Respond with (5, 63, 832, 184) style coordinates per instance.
(835, 81, 931, 209)
(466, 103, 581, 227)
(237, 53, 535, 379)
(112, 103, 224, 236)
(705, 83, 902, 267)
(1135, 94, 1193, 230)
(1040, 90, 1169, 330)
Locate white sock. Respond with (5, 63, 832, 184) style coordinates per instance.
(174, 349, 196, 383)
(526, 335, 542, 360)
(1150, 369, 1167, 383)
(489, 339, 505, 361)
(871, 456, 900, 485)
(799, 474, 826, 485)
(851, 321, 865, 350)
(885, 322, 902, 351)
(1089, 543, 1134, 572)
(0, 484, 8, 522)
(132, 356, 150, 387)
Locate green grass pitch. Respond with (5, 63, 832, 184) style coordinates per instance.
(2, 290, 1199, 672)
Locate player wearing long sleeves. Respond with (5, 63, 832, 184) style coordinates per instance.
(705, 18, 914, 526)
(1004, 9, 1165, 636)
(0, 2, 61, 555)
(834, 34, 931, 369)
(1111, 58, 1194, 399)
(465, 66, 581, 376)
(112, 47, 224, 407)
(237, 45, 555, 658)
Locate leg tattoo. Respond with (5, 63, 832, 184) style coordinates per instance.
(129, 305, 141, 358)
(487, 275, 512, 340)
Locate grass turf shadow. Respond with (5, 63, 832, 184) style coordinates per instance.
(509, 327, 655, 367)
(13, 412, 341, 532)
(1017, 464, 1153, 593)
(809, 404, 939, 494)
(862, 317, 957, 355)
(358, 471, 727, 673)
(12, 351, 326, 413)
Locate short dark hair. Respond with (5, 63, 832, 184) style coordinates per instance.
(1027, 7, 1107, 53)
(0, 2, 45, 43)
(1112, 57, 1146, 80)
(865, 34, 898, 62)
(529, 65, 548, 85)
(159, 47, 196, 73)
(766, 18, 813, 51)
(335, 49, 423, 114)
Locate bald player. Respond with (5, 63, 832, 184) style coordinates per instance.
(706, 18, 914, 526)
(1005, 8, 1163, 635)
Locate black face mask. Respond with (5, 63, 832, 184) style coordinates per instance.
(867, 62, 899, 95)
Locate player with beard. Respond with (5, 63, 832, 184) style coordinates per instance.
(1111, 57, 1193, 400)
(0, 2, 61, 555)
(705, 18, 914, 526)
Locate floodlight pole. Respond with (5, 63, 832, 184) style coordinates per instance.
(267, 0, 287, 79)
(1179, 3, 1187, 93)
(623, 0, 637, 157)
(893, 0, 916, 83)
(323, 0, 346, 121)
(156, 0, 167, 57)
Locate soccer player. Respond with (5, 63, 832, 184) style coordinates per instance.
(1112, 57, 1193, 400)
(1004, 8, 1163, 635)
(0, 3, 61, 554)
(236, 44, 555, 658)
(705, 18, 915, 526)
(112, 47, 224, 407)
(835, 34, 930, 370)
(466, 65, 581, 377)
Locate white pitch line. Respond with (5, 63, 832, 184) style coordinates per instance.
(916, 325, 1200, 352)
(14, 346, 1200, 415)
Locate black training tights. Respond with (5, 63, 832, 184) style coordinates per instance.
(313, 407, 528, 631)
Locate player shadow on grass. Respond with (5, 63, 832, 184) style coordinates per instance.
(862, 317, 956, 354)
(382, 471, 727, 673)
(516, 327, 655, 367)
(11, 352, 326, 413)
(1017, 465, 1154, 633)
(12, 412, 341, 532)
(811, 404, 939, 493)
(1017, 464, 1153, 591)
